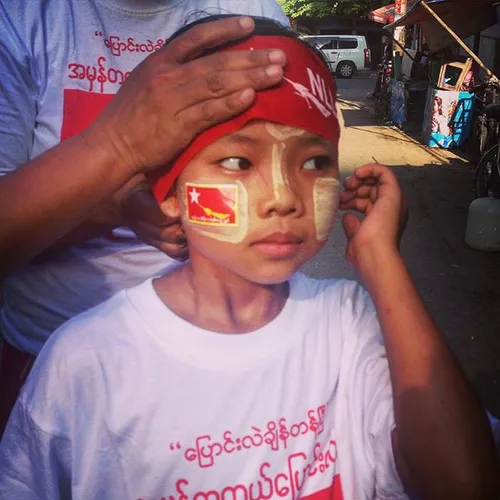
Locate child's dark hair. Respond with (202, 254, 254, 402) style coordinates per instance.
(168, 14, 331, 71)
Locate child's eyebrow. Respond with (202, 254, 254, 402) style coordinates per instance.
(294, 135, 335, 149)
(221, 133, 261, 146)
(219, 131, 336, 153)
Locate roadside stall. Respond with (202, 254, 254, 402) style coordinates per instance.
(381, 0, 498, 148)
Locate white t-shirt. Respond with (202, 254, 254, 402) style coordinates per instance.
(0, 0, 290, 355)
(0, 274, 407, 500)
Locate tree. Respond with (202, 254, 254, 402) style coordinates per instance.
(276, 0, 391, 19)
(276, 0, 336, 18)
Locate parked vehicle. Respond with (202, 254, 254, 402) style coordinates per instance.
(301, 35, 371, 79)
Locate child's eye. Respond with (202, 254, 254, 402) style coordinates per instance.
(302, 156, 332, 171)
(219, 157, 252, 171)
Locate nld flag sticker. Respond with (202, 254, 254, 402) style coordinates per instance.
(186, 183, 238, 226)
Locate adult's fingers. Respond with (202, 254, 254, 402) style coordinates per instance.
(149, 239, 188, 259)
(165, 16, 256, 64)
(158, 223, 187, 245)
(178, 88, 257, 136)
(175, 64, 283, 111)
(168, 48, 287, 87)
(137, 218, 186, 242)
(156, 240, 189, 261)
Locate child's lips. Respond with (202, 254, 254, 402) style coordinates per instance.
(251, 232, 304, 258)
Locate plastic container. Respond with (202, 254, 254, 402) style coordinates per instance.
(465, 197, 500, 251)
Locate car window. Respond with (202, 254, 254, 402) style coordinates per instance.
(339, 38, 358, 49)
(303, 37, 323, 49)
(321, 39, 339, 50)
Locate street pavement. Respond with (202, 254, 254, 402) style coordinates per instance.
(303, 74, 500, 415)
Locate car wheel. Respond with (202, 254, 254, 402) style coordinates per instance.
(337, 62, 355, 79)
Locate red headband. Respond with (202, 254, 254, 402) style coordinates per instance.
(150, 35, 340, 203)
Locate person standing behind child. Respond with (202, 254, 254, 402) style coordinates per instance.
(0, 0, 290, 435)
(0, 16, 498, 500)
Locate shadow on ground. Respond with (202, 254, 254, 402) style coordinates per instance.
(341, 109, 378, 128)
(395, 162, 500, 415)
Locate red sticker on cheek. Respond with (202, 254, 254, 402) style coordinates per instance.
(186, 183, 238, 226)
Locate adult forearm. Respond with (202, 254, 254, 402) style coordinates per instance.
(50, 175, 149, 248)
(359, 246, 499, 499)
(49, 201, 122, 248)
(0, 133, 135, 277)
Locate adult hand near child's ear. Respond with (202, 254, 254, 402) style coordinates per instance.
(82, 16, 287, 179)
(339, 164, 408, 270)
(120, 184, 188, 261)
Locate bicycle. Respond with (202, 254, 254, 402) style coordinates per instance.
(471, 78, 500, 163)
(474, 100, 500, 198)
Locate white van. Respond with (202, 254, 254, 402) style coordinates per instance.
(301, 35, 371, 79)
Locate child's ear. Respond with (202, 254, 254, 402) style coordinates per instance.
(159, 190, 182, 219)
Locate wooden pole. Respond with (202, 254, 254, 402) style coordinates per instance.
(420, 0, 497, 80)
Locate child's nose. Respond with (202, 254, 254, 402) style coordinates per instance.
(257, 180, 305, 219)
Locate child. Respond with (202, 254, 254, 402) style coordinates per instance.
(0, 16, 498, 500)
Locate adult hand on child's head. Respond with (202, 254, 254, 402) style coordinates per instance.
(83, 16, 286, 178)
(339, 164, 408, 271)
(121, 186, 188, 261)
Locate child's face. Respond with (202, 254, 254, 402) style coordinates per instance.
(169, 120, 340, 285)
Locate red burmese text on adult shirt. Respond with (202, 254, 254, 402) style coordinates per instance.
(186, 183, 238, 226)
(135, 475, 344, 500)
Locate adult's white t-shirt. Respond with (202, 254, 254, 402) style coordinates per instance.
(0, 0, 290, 355)
(0, 274, 407, 500)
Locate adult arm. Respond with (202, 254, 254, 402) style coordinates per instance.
(0, 16, 287, 278)
(340, 165, 499, 500)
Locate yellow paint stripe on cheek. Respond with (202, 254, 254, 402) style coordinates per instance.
(314, 177, 340, 241)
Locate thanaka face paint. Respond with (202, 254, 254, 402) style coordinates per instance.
(271, 143, 289, 200)
(178, 123, 338, 246)
(266, 124, 338, 241)
(265, 123, 306, 142)
(313, 177, 340, 241)
(266, 124, 305, 201)
(179, 180, 249, 244)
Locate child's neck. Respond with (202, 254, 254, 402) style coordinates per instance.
(154, 261, 289, 334)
